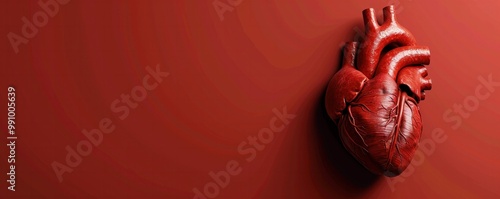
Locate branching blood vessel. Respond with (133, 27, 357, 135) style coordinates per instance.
(325, 5, 432, 177)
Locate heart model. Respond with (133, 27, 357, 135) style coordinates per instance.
(325, 5, 432, 177)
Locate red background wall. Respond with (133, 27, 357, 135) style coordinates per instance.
(1, 0, 500, 198)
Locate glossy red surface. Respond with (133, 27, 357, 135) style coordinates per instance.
(1, 1, 500, 198)
(325, 5, 432, 177)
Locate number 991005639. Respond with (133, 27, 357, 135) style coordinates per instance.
(8, 87, 15, 136)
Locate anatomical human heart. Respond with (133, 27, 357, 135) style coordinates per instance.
(325, 5, 432, 177)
